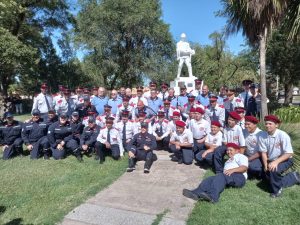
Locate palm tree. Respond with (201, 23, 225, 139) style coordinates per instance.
(285, 0, 300, 40)
(219, 0, 287, 118)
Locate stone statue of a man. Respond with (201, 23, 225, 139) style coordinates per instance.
(176, 33, 195, 78)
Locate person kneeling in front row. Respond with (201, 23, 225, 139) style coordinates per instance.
(127, 122, 157, 173)
(183, 143, 248, 203)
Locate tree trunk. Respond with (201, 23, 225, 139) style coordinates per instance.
(284, 83, 293, 105)
(259, 28, 268, 119)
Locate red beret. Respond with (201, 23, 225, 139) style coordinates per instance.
(123, 96, 130, 101)
(175, 120, 186, 127)
(157, 111, 165, 116)
(138, 111, 147, 117)
(190, 107, 196, 113)
(211, 120, 222, 127)
(106, 119, 113, 124)
(264, 114, 281, 124)
(235, 107, 246, 113)
(229, 111, 241, 121)
(164, 100, 170, 105)
(195, 107, 205, 114)
(195, 79, 202, 84)
(209, 95, 218, 101)
(245, 116, 259, 124)
(173, 111, 180, 117)
(188, 95, 196, 100)
(161, 82, 168, 88)
(41, 83, 48, 89)
(121, 110, 129, 116)
(226, 142, 240, 150)
(87, 110, 96, 115)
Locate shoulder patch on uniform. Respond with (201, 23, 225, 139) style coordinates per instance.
(219, 105, 224, 108)
(236, 98, 241, 102)
(183, 103, 188, 107)
(118, 104, 122, 108)
(223, 98, 229, 102)
(163, 119, 169, 123)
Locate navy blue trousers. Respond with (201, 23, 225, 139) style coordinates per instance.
(52, 139, 79, 160)
(130, 149, 154, 169)
(3, 138, 23, 160)
(213, 145, 227, 173)
(29, 136, 50, 159)
(193, 173, 246, 202)
(248, 158, 263, 178)
(95, 142, 120, 162)
(195, 150, 214, 166)
(170, 144, 194, 165)
(267, 158, 298, 194)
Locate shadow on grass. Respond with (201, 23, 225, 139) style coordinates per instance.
(0, 206, 6, 215)
(3, 218, 29, 225)
(256, 179, 270, 193)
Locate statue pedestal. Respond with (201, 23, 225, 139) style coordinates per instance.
(170, 76, 197, 96)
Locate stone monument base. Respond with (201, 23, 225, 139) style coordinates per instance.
(170, 76, 197, 95)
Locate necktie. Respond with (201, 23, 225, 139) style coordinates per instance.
(159, 122, 163, 134)
(230, 102, 234, 112)
(212, 109, 218, 121)
(198, 90, 200, 96)
(163, 93, 165, 101)
(166, 109, 169, 120)
(244, 92, 248, 109)
(107, 129, 111, 144)
(44, 95, 50, 111)
(122, 122, 126, 142)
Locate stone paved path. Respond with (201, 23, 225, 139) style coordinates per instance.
(60, 151, 205, 225)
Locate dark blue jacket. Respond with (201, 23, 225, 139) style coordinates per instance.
(0, 120, 22, 145)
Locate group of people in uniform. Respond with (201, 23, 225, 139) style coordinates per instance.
(0, 79, 299, 201)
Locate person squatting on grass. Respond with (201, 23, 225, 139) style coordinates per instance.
(259, 115, 300, 198)
(183, 143, 248, 203)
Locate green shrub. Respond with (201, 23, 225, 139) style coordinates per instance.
(273, 106, 300, 123)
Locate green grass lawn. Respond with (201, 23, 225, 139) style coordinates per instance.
(0, 114, 128, 224)
(0, 156, 128, 224)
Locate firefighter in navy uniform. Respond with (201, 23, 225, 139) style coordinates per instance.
(79, 116, 101, 158)
(45, 109, 58, 127)
(47, 113, 81, 161)
(127, 122, 157, 173)
(0, 112, 23, 159)
(22, 109, 50, 159)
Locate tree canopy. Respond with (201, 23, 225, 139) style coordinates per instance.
(75, 0, 175, 89)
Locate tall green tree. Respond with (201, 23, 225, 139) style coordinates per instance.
(219, 0, 287, 118)
(75, 0, 175, 89)
(284, 0, 300, 40)
(191, 32, 258, 91)
(267, 29, 300, 104)
(0, 0, 73, 95)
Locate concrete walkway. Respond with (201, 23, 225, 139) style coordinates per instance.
(60, 151, 205, 225)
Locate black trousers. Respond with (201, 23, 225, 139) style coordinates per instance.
(95, 142, 120, 162)
(2, 138, 23, 160)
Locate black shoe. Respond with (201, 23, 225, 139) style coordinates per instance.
(144, 168, 150, 173)
(293, 171, 300, 184)
(270, 188, 282, 198)
(178, 159, 183, 164)
(198, 192, 215, 203)
(44, 155, 50, 160)
(126, 167, 135, 172)
(77, 155, 83, 162)
(171, 156, 178, 162)
(182, 189, 199, 201)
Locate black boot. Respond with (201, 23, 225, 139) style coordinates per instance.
(144, 152, 153, 173)
(127, 158, 136, 172)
